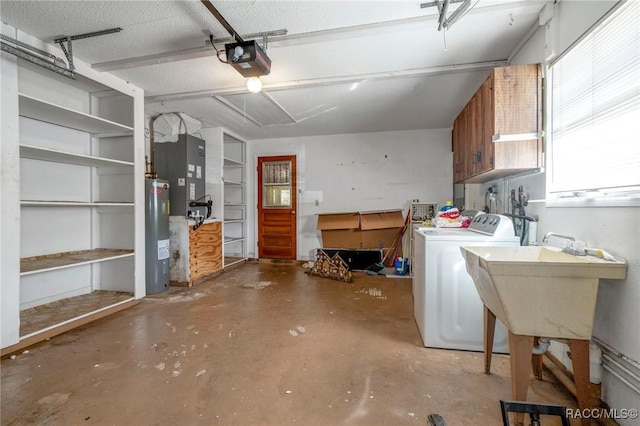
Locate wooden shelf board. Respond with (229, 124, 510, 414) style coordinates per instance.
(21, 200, 133, 207)
(223, 257, 246, 268)
(20, 144, 133, 168)
(1, 294, 137, 356)
(18, 93, 133, 134)
(223, 157, 244, 166)
(224, 237, 245, 244)
(93, 131, 134, 139)
(20, 248, 134, 275)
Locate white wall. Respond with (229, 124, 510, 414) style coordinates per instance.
(250, 128, 452, 260)
(466, 2, 640, 421)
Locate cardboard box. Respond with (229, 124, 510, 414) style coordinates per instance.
(317, 210, 405, 249)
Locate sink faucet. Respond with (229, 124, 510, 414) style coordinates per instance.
(542, 232, 575, 244)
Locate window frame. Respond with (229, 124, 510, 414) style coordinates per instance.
(544, 0, 640, 207)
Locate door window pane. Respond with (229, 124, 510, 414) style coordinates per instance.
(263, 161, 291, 207)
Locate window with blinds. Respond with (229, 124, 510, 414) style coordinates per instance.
(549, 1, 640, 196)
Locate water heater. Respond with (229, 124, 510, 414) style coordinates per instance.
(145, 179, 170, 294)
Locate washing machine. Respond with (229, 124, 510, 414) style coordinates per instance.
(412, 214, 519, 352)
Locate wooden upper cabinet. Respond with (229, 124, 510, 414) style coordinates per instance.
(479, 77, 494, 175)
(452, 106, 467, 183)
(468, 90, 483, 177)
(452, 63, 542, 183)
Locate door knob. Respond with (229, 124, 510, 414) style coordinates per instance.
(291, 210, 295, 214)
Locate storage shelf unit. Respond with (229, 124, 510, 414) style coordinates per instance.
(1, 45, 144, 354)
(223, 133, 247, 268)
(408, 202, 438, 275)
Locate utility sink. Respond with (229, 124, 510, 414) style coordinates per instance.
(460, 246, 627, 339)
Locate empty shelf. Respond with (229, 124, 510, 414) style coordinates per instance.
(19, 93, 133, 134)
(20, 144, 133, 168)
(21, 248, 134, 275)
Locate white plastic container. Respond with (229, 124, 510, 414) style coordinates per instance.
(589, 341, 602, 384)
(527, 221, 537, 245)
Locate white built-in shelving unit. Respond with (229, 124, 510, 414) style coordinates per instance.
(1, 34, 144, 353)
(223, 133, 248, 267)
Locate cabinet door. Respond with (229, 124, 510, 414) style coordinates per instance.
(478, 76, 495, 174)
(493, 64, 540, 170)
(452, 115, 463, 183)
(452, 110, 467, 183)
(468, 91, 483, 178)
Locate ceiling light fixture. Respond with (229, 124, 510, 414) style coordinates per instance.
(232, 45, 244, 62)
(246, 77, 263, 93)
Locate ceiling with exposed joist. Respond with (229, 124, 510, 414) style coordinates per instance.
(0, 0, 552, 139)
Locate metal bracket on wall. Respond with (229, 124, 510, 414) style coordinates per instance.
(54, 27, 123, 73)
(1, 27, 122, 80)
(1, 34, 74, 79)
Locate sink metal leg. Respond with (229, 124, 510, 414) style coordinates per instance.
(568, 339, 592, 426)
(484, 305, 496, 374)
(508, 331, 535, 426)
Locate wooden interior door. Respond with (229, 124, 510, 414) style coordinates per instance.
(257, 156, 297, 259)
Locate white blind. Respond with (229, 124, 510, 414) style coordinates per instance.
(550, 1, 640, 195)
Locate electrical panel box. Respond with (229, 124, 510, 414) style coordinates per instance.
(154, 134, 207, 219)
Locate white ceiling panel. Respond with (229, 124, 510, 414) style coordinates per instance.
(146, 68, 491, 139)
(1, 0, 552, 139)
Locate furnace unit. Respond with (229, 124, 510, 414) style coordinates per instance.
(154, 134, 208, 220)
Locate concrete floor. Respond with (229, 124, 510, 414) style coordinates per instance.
(1, 262, 586, 425)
